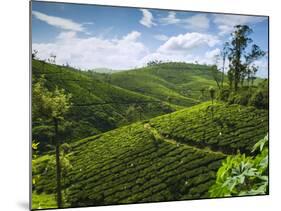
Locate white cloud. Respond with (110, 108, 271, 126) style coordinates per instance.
(122, 31, 141, 41)
(33, 31, 148, 70)
(154, 34, 169, 41)
(205, 48, 221, 60)
(157, 32, 219, 54)
(33, 30, 222, 70)
(213, 14, 266, 36)
(32, 11, 85, 32)
(139, 33, 220, 67)
(159, 12, 180, 25)
(159, 12, 210, 31)
(139, 9, 156, 28)
(184, 14, 210, 30)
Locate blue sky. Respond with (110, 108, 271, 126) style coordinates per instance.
(32, 1, 268, 77)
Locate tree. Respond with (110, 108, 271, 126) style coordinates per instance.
(244, 44, 266, 86)
(228, 25, 252, 91)
(166, 96, 172, 127)
(200, 88, 206, 101)
(209, 87, 216, 119)
(125, 105, 136, 133)
(227, 25, 265, 91)
(32, 76, 72, 208)
(210, 64, 222, 89)
(32, 140, 40, 187)
(136, 105, 143, 121)
(32, 50, 38, 59)
(209, 87, 215, 104)
(220, 42, 230, 88)
(50, 54, 57, 64)
(147, 60, 163, 66)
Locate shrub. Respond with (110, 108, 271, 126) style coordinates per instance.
(249, 90, 268, 109)
(219, 80, 268, 109)
(218, 88, 231, 102)
(209, 134, 268, 197)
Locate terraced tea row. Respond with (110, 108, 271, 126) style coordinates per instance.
(32, 102, 268, 208)
(66, 122, 225, 206)
(150, 102, 268, 154)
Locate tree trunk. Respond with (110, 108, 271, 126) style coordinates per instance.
(221, 57, 225, 88)
(234, 80, 238, 92)
(54, 118, 62, 208)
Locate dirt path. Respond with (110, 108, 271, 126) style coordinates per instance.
(143, 123, 227, 156)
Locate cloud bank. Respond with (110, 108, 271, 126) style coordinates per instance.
(33, 31, 148, 70)
(33, 31, 222, 70)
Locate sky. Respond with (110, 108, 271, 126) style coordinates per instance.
(31, 1, 269, 77)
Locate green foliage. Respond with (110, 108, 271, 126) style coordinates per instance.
(65, 122, 225, 207)
(248, 80, 269, 109)
(227, 25, 265, 91)
(32, 58, 269, 209)
(209, 134, 268, 197)
(32, 193, 57, 209)
(32, 140, 40, 186)
(32, 146, 72, 194)
(32, 59, 184, 144)
(106, 62, 216, 105)
(209, 87, 216, 103)
(150, 102, 268, 154)
(218, 88, 231, 102)
(227, 90, 252, 106)
(218, 80, 268, 109)
(33, 101, 268, 208)
(33, 76, 72, 121)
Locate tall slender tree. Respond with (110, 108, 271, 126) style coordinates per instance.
(125, 105, 136, 133)
(228, 25, 253, 91)
(244, 44, 265, 86)
(32, 76, 72, 208)
(220, 42, 230, 88)
(227, 25, 265, 91)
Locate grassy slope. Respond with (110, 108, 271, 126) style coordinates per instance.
(150, 101, 268, 153)
(32, 60, 220, 146)
(107, 63, 217, 106)
(32, 60, 176, 142)
(32, 101, 268, 208)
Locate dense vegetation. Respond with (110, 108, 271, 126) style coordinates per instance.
(32, 23, 268, 208)
(150, 102, 268, 154)
(105, 62, 216, 103)
(32, 102, 268, 209)
(32, 60, 217, 153)
(218, 79, 268, 109)
(209, 134, 268, 197)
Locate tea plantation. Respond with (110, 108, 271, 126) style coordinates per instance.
(32, 60, 217, 152)
(150, 102, 268, 154)
(32, 101, 268, 208)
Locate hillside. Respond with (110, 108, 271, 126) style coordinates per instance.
(32, 102, 268, 208)
(32, 60, 217, 149)
(97, 63, 217, 106)
(32, 60, 175, 146)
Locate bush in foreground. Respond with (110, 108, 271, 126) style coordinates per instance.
(209, 134, 268, 197)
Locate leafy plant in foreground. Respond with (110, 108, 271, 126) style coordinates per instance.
(209, 134, 268, 197)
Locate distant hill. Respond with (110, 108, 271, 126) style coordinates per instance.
(32, 60, 217, 147)
(96, 62, 217, 106)
(32, 102, 268, 208)
(90, 67, 114, 73)
(32, 60, 175, 146)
